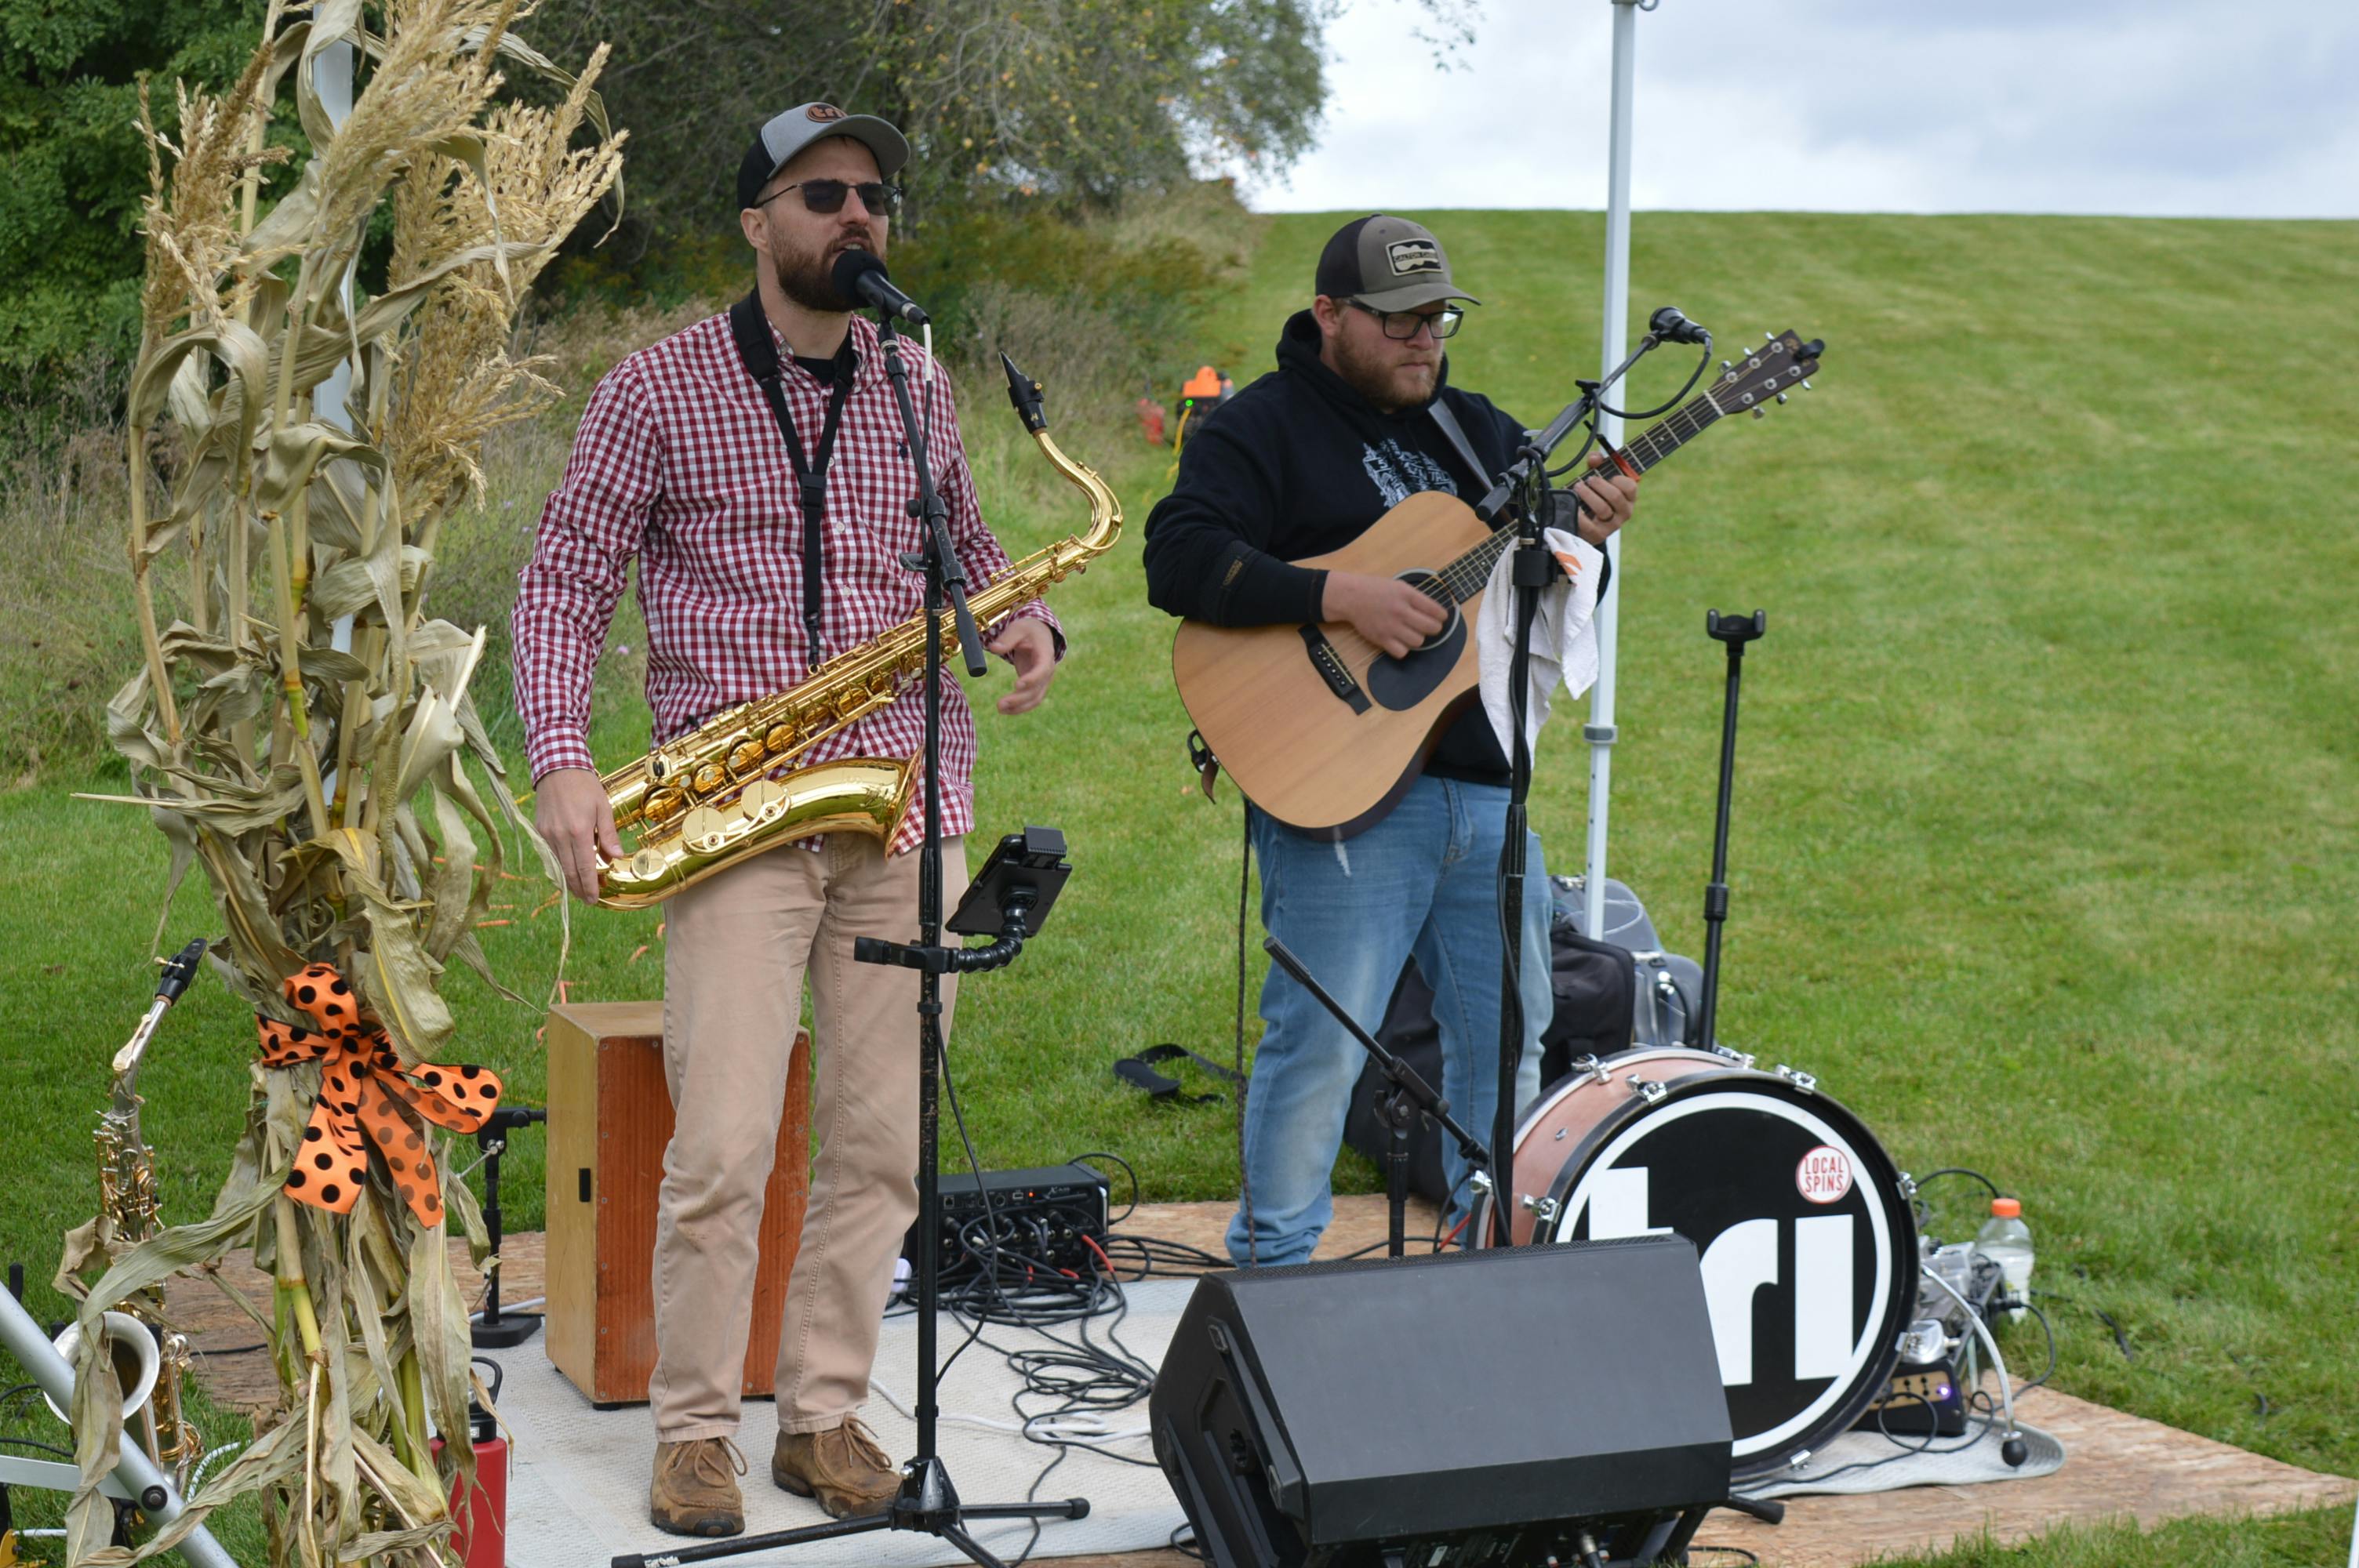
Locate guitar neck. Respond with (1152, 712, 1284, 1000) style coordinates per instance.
(1426, 387, 1728, 607)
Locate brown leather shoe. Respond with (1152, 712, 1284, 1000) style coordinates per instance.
(649, 1436, 746, 1537)
(772, 1416, 902, 1519)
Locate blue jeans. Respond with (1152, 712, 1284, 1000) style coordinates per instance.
(1228, 774, 1554, 1268)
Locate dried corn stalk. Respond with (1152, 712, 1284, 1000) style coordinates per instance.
(60, 2, 621, 1563)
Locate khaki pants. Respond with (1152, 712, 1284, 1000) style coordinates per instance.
(652, 833, 965, 1440)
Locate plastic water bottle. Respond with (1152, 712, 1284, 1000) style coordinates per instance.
(1976, 1197, 2034, 1322)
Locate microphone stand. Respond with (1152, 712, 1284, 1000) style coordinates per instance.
(612, 323, 1085, 1568)
(1263, 938, 1491, 1258)
(1469, 332, 1668, 1247)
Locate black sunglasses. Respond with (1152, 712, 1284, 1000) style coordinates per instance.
(758, 179, 900, 216)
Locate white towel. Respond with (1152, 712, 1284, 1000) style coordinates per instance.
(1476, 528, 1605, 758)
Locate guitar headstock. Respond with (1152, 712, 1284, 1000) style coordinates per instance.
(1713, 329, 1823, 419)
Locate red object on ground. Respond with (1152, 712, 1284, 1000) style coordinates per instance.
(1136, 395, 1166, 445)
(431, 1435, 508, 1568)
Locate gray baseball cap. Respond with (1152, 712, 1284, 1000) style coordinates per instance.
(1314, 215, 1481, 311)
(737, 103, 911, 210)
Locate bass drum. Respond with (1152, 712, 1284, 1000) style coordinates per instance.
(1480, 1048, 1917, 1483)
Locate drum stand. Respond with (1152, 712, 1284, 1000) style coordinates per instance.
(1262, 937, 1493, 1258)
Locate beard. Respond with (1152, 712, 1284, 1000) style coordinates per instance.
(772, 239, 855, 312)
(1329, 327, 1439, 413)
(770, 230, 885, 314)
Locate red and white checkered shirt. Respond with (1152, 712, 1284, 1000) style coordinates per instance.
(511, 309, 1060, 852)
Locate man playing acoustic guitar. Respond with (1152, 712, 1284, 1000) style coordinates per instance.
(1141, 215, 1637, 1267)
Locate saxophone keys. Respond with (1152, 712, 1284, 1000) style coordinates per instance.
(741, 777, 789, 823)
(729, 739, 767, 775)
(682, 804, 731, 851)
(692, 762, 727, 793)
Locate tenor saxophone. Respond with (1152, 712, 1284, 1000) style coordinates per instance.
(591, 355, 1121, 909)
(95, 938, 206, 1488)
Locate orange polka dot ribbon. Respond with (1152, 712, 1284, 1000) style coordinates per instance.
(255, 962, 503, 1227)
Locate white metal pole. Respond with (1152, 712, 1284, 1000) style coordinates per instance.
(314, 38, 360, 805)
(0, 1289, 240, 1568)
(1583, 0, 1641, 940)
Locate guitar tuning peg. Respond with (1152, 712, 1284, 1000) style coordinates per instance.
(1750, 406, 1766, 419)
(1801, 379, 1812, 390)
(1721, 361, 1732, 372)
(1775, 393, 1788, 405)
(1764, 330, 1776, 341)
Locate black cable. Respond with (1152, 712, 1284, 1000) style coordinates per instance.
(0, 1433, 75, 1458)
(1236, 803, 1254, 1267)
(2016, 1298, 2060, 1390)
(2035, 1288, 2135, 1361)
(1589, 339, 1717, 425)
(1914, 1167, 2003, 1200)
(933, 1033, 1009, 1384)
(1169, 1522, 1208, 1561)
(1065, 1151, 1140, 1228)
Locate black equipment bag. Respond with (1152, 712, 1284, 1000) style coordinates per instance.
(1345, 927, 1638, 1203)
(1550, 873, 1704, 1052)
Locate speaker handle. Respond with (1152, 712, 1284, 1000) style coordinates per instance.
(1210, 1321, 1306, 1515)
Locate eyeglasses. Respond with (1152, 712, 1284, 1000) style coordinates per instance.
(757, 179, 901, 216)
(1351, 301, 1464, 340)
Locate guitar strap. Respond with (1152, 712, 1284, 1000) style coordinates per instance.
(729, 291, 852, 672)
(1426, 394, 1492, 497)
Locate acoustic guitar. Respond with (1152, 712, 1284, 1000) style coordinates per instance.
(1172, 330, 1823, 840)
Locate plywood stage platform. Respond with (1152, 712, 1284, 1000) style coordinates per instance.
(170, 1196, 2353, 1567)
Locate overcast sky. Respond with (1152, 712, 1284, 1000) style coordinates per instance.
(1252, 0, 2359, 219)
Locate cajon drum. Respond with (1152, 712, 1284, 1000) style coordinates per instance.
(543, 1000, 811, 1406)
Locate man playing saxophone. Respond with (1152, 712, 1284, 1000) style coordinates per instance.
(511, 103, 1063, 1539)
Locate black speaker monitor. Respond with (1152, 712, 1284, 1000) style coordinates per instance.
(1150, 1236, 1732, 1568)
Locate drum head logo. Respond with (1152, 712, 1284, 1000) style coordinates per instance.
(1554, 1087, 1906, 1476)
(1796, 1145, 1853, 1203)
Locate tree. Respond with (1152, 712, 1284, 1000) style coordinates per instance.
(0, 0, 271, 380)
(527, 0, 1332, 264)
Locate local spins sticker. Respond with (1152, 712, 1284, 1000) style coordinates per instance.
(1795, 1145, 1854, 1204)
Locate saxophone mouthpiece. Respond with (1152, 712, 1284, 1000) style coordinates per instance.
(156, 937, 207, 1004)
(1001, 353, 1049, 435)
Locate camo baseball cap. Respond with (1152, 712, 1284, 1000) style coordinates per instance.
(1314, 215, 1481, 312)
(737, 103, 911, 210)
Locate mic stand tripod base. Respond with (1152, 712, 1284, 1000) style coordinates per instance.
(1261, 936, 1493, 1260)
(469, 1313, 540, 1350)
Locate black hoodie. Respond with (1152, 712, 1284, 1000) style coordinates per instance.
(1143, 307, 1574, 784)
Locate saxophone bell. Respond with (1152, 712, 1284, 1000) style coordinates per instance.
(45, 1311, 162, 1426)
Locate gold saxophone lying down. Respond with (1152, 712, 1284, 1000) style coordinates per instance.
(590, 356, 1121, 909)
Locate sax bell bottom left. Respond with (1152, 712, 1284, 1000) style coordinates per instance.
(45, 1310, 162, 1424)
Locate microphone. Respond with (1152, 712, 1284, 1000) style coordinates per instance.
(831, 249, 930, 327)
(1648, 305, 1710, 347)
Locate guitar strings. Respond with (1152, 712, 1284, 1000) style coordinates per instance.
(1314, 359, 1804, 688)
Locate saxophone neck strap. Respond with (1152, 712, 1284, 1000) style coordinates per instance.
(729, 291, 854, 670)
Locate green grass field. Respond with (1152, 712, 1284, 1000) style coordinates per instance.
(3, 210, 2354, 1566)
